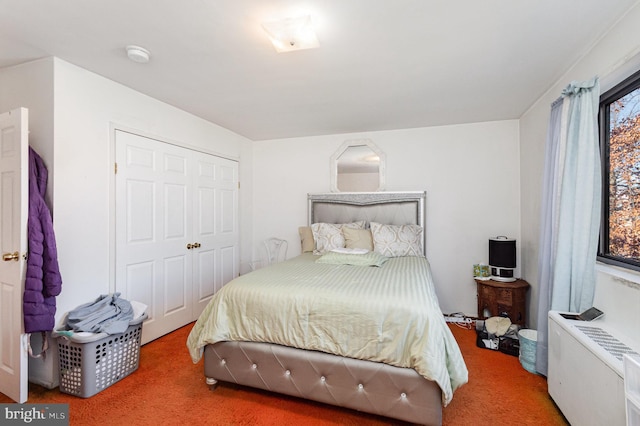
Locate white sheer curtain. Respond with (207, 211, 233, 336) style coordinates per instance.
(535, 77, 601, 376)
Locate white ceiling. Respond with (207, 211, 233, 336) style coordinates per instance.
(1, 0, 638, 141)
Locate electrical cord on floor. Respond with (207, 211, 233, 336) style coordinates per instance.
(454, 321, 474, 330)
(446, 312, 475, 330)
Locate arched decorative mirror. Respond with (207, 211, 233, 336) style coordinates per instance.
(330, 139, 385, 192)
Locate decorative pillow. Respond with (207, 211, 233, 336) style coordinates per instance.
(298, 226, 315, 253)
(370, 222, 423, 257)
(343, 227, 374, 251)
(315, 251, 389, 267)
(311, 221, 365, 254)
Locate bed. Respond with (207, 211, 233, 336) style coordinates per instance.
(187, 191, 468, 425)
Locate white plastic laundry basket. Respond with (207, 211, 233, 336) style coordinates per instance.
(55, 314, 147, 397)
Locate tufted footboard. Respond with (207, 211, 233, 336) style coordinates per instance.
(203, 341, 442, 425)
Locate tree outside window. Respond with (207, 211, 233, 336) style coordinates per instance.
(600, 71, 640, 269)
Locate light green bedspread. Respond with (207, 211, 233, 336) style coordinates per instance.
(186, 253, 468, 405)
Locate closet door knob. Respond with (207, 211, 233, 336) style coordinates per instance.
(193, 242, 201, 248)
(2, 251, 19, 261)
(186, 243, 193, 250)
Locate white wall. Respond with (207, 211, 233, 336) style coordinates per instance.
(0, 58, 54, 201)
(50, 58, 253, 319)
(253, 120, 521, 317)
(520, 2, 640, 329)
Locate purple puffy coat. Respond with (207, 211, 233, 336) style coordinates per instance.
(23, 147, 62, 333)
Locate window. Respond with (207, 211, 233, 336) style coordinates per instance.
(598, 69, 640, 270)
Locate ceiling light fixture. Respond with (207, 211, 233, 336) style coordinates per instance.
(262, 15, 319, 53)
(126, 45, 151, 63)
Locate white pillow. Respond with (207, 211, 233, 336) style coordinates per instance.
(311, 221, 365, 254)
(370, 222, 423, 257)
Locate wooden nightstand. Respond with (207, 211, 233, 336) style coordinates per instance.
(475, 278, 529, 326)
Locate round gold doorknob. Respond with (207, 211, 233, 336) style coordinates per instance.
(193, 242, 201, 248)
(186, 243, 193, 250)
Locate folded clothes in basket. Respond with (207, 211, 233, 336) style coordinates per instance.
(65, 293, 142, 335)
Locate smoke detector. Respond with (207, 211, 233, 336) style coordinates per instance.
(126, 45, 151, 63)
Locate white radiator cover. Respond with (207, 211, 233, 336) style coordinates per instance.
(548, 311, 637, 426)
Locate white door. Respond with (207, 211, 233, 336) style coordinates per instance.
(0, 108, 29, 403)
(115, 131, 193, 344)
(192, 151, 239, 316)
(115, 130, 238, 343)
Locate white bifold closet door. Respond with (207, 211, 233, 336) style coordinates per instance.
(115, 130, 238, 344)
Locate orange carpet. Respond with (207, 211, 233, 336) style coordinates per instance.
(1, 323, 568, 425)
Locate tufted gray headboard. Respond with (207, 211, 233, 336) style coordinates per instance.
(307, 191, 427, 253)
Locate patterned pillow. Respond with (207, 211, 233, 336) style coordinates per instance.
(370, 222, 423, 257)
(311, 221, 366, 254)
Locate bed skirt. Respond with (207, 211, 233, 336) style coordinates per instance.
(203, 341, 443, 425)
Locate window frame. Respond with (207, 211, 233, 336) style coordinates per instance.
(597, 68, 640, 271)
